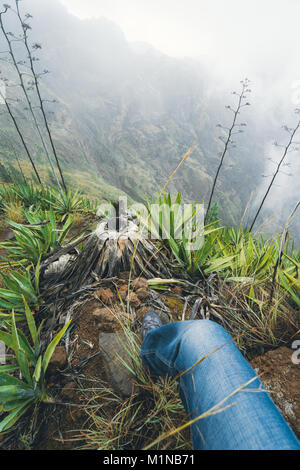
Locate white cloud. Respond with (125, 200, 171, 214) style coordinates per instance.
(57, 0, 300, 109)
(58, 1, 299, 65)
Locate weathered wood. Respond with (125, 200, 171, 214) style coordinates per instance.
(41, 217, 172, 297)
(57, 220, 172, 291)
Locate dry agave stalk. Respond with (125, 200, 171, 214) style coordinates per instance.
(44, 215, 173, 294)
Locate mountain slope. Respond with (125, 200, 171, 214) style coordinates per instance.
(0, 0, 273, 224)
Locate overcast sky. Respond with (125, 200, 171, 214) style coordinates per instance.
(59, 0, 300, 94)
(59, 0, 300, 218)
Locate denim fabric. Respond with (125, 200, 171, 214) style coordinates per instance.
(140, 320, 300, 450)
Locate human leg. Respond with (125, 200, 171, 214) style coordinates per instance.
(141, 319, 300, 450)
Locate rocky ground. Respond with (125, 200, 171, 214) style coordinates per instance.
(0, 227, 299, 449)
(35, 279, 299, 449)
(251, 346, 300, 439)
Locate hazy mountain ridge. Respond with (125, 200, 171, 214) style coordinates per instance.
(1, 0, 295, 228)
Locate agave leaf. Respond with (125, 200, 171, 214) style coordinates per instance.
(32, 356, 42, 383)
(0, 399, 32, 433)
(0, 329, 34, 362)
(22, 296, 38, 350)
(0, 385, 34, 401)
(42, 320, 71, 373)
(0, 372, 29, 388)
(0, 365, 18, 373)
(11, 311, 20, 353)
(15, 349, 32, 386)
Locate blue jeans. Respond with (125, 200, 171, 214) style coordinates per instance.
(140, 320, 300, 450)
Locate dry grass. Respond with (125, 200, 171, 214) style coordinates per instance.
(72, 317, 261, 451)
(72, 213, 86, 229)
(4, 201, 25, 224)
(0, 265, 11, 288)
(0, 217, 8, 232)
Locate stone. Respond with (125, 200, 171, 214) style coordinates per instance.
(93, 307, 116, 326)
(136, 306, 149, 323)
(92, 307, 114, 319)
(118, 284, 129, 300)
(126, 292, 141, 308)
(94, 288, 114, 304)
(131, 278, 148, 291)
(61, 381, 77, 400)
(171, 286, 183, 296)
(6, 231, 15, 241)
(92, 306, 135, 330)
(99, 333, 137, 397)
(135, 288, 151, 301)
(119, 284, 129, 293)
(49, 346, 67, 369)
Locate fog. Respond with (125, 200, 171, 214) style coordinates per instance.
(1, 0, 299, 236)
(59, 0, 300, 233)
(59, 0, 300, 102)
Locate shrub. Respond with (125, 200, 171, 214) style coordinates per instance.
(0, 298, 71, 432)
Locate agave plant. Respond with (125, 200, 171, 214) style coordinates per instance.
(276, 250, 300, 308)
(11, 183, 41, 208)
(207, 228, 278, 280)
(278, 268, 300, 308)
(37, 186, 57, 211)
(0, 184, 18, 212)
(46, 188, 86, 218)
(145, 196, 300, 304)
(2, 208, 73, 265)
(0, 261, 40, 316)
(0, 298, 71, 432)
(145, 193, 205, 247)
(79, 196, 98, 214)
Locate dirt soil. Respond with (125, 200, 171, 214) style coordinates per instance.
(251, 346, 300, 439)
(36, 282, 300, 450)
(0, 247, 298, 449)
(35, 278, 153, 450)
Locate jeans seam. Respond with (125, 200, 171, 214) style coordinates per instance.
(141, 349, 181, 373)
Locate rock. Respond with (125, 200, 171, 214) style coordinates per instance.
(119, 291, 127, 301)
(126, 292, 141, 308)
(131, 278, 148, 291)
(93, 307, 134, 329)
(118, 284, 129, 300)
(99, 333, 137, 397)
(135, 288, 151, 301)
(136, 306, 149, 323)
(49, 346, 67, 369)
(92, 307, 118, 330)
(93, 307, 112, 318)
(119, 284, 129, 293)
(6, 231, 15, 241)
(61, 382, 77, 401)
(171, 286, 183, 296)
(94, 288, 114, 304)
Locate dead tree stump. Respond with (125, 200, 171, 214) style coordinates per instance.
(51, 217, 172, 292)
